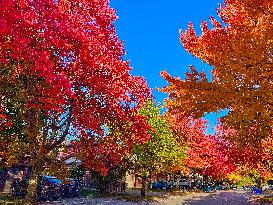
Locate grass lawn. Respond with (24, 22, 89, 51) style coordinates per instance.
(0, 194, 28, 205)
(254, 195, 273, 204)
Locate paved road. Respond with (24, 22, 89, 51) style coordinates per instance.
(42, 190, 257, 205)
(158, 190, 257, 205)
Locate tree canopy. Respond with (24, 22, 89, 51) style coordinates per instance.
(131, 100, 185, 176)
(161, 0, 273, 170)
(0, 0, 151, 175)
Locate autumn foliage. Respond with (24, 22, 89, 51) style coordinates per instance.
(161, 0, 273, 174)
(2, 0, 273, 187)
(168, 112, 235, 178)
(0, 0, 151, 175)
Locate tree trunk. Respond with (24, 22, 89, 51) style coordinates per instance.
(25, 162, 44, 203)
(26, 171, 39, 203)
(140, 175, 146, 196)
(257, 176, 263, 188)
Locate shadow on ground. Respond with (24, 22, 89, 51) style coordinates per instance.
(174, 190, 257, 205)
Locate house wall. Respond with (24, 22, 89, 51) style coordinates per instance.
(0, 165, 31, 194)
(125, 172, 142, 189)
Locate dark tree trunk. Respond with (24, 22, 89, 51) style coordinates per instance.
(141, 175, 146, 196)
(26, 171, 39, 203)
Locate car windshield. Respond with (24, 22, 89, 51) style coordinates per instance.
(48, 178, 62, 184)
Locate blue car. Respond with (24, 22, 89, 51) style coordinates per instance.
(151, 181, 171, 190)
(252, 186, 262, 194)
(36, 176, 63, 201)
(62, 178, 82, 197)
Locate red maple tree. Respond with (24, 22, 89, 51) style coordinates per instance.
(0, 0, 152, 175)
(168, 113, 236, 178)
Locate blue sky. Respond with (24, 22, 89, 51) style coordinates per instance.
(110, 0, 226, 133)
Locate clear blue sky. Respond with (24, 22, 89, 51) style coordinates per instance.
(110, 0, 226, 133)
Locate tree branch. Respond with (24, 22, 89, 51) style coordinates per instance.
(48, 113, 73, 151)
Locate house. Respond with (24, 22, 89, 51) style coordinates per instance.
(0, 155, 31, 194)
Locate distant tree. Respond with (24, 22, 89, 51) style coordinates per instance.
(168, 114, 236, 179)
(227, 166, 264, 187)
(130, 100, 185, 196)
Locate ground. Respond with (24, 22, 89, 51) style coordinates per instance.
(157, 190, 257, 205)
(40, 190, 258, 205)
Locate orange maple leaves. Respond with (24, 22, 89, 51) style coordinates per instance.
(161, 0, 273, 177)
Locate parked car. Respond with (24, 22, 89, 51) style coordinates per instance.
(179, 179, 190, 190)
(36, 175, 63, 201)
(172, 180, 178, 188)
(162, 181, 171, 190)
(230, 184, 237, 189)
(151, 181, 171, 190)
(243, 185, 251, 190)
(252, 187, 262, 194)
(221, 184, 229, 190)
(11, 179, 28, 197)
(203, 185, 215, 192)
(62, 178, 82, 197)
